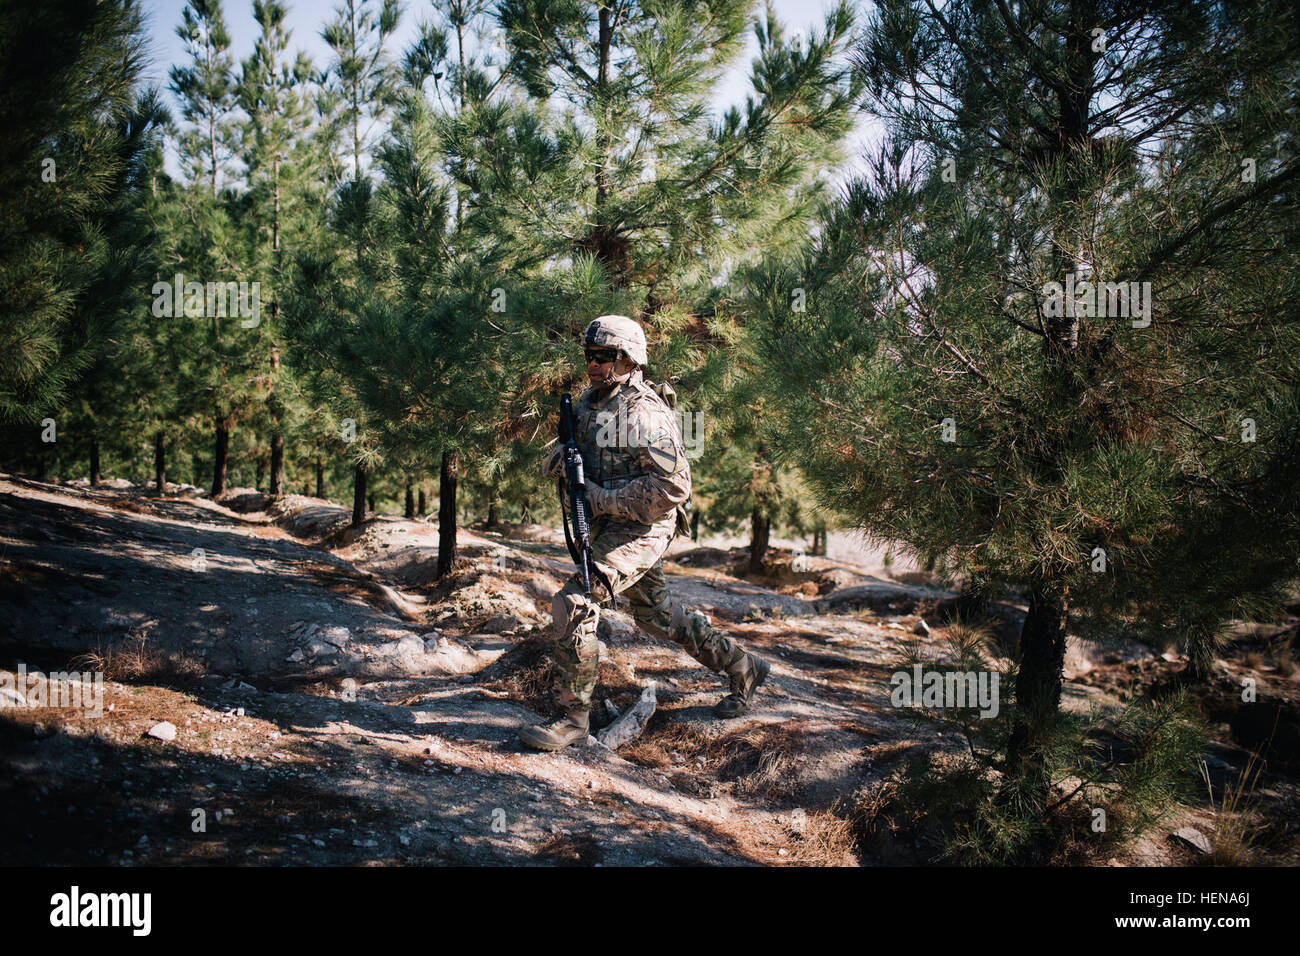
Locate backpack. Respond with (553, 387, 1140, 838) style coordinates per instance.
(643, 378, 692, 537)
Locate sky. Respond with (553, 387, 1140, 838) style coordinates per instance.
(139, 0, 879, 186)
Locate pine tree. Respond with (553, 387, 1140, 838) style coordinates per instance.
(238, 0, 320, 499)
(436, 1, 861, 568)
(170, 0, 239, 197)
(321, 0, 403, 184)
(748, 0, 1300, 808)
(0, 0, 166, 429)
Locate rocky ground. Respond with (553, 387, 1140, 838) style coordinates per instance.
(1, 473, 1297, 865)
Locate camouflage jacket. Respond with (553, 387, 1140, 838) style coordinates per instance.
(543, 370, 691, 529)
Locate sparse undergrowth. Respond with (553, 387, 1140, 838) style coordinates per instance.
(851, 690, 1208, 865)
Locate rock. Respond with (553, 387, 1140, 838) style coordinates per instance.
(306, 639, 340, 660)
(597, 611, 641, 645)
(597, 682, 657, 749)
(913, 618, 931, 637)
(285, 649, 304, 663)
(480, 613, 523, 634)
(817, 580, 953, 615)
(1170, 827, 1212, 855)
(318, 626, 351, 648)
(220, 489, 270, 513)
(145, 721, 177, 742)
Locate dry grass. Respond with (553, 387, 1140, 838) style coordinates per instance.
(68, 630, 206, 686)
(621, 720, 809, 800)
(535, 832, 603, 865)
(783, 806, 860, 866)
(477, 633, 555, 712)
(1202, 750, 1265, 866)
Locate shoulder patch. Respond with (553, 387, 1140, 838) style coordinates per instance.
(643, 427, 686, 476)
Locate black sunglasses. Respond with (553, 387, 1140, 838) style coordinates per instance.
(585, 348, 619, 365)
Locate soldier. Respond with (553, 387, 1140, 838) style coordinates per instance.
(519, 315, 771, 752)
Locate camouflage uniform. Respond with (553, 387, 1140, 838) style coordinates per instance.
(541, 367, 756, 711)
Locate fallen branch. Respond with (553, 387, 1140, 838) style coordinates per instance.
(597, 681, 657, 749)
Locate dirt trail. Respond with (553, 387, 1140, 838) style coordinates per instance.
(2, 474, 1295, 865)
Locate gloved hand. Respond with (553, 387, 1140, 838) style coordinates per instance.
(542, 445, 564, 479)
(585, 483, 615, 517)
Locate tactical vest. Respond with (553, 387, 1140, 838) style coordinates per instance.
(574, 375, 692, 533)
(574, 377, 657, 490)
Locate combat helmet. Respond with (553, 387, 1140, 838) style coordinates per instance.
(584, 315, 647, 367)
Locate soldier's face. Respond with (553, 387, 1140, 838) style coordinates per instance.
(586, 349, 631, 387)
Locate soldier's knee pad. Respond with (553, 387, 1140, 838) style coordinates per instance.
(554, 586, 599, 638)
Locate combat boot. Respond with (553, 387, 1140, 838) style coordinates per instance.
(713, 653, 771, 718)
(519, 708, 591, 752)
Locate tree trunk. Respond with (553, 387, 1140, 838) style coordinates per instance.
(404, 478, 415, 519)
(1006, 583, 1071, 788)
(269, 433, 284, 498)
(520, 496, 531, 524)
(211, 416, 230, 497)
(437, 450, 458, 577)
(89, 437, 101, 486)
(486, 495, 499, 529)
(690, 510, 700, 542)
(315, 457, 325, 498)
(268, 347, 283, 498)
(351, 463, 366, 529)
(154, 432, 166, 495)
(417, 488, 426, 516)
(368, 493, 375, 513)
(748, 507, 770, 574)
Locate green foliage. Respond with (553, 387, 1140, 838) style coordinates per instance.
(170, 0, 239, 195)
(748, 0, 1300, 693)
(0, 0, 166, 425)
(879, 675, 1207, 865)
(321, 0, 403, 182)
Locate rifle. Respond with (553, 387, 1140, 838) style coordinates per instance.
(557, 394, 614, 599)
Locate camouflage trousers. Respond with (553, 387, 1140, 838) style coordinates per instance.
(552, 515, 750, 711)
